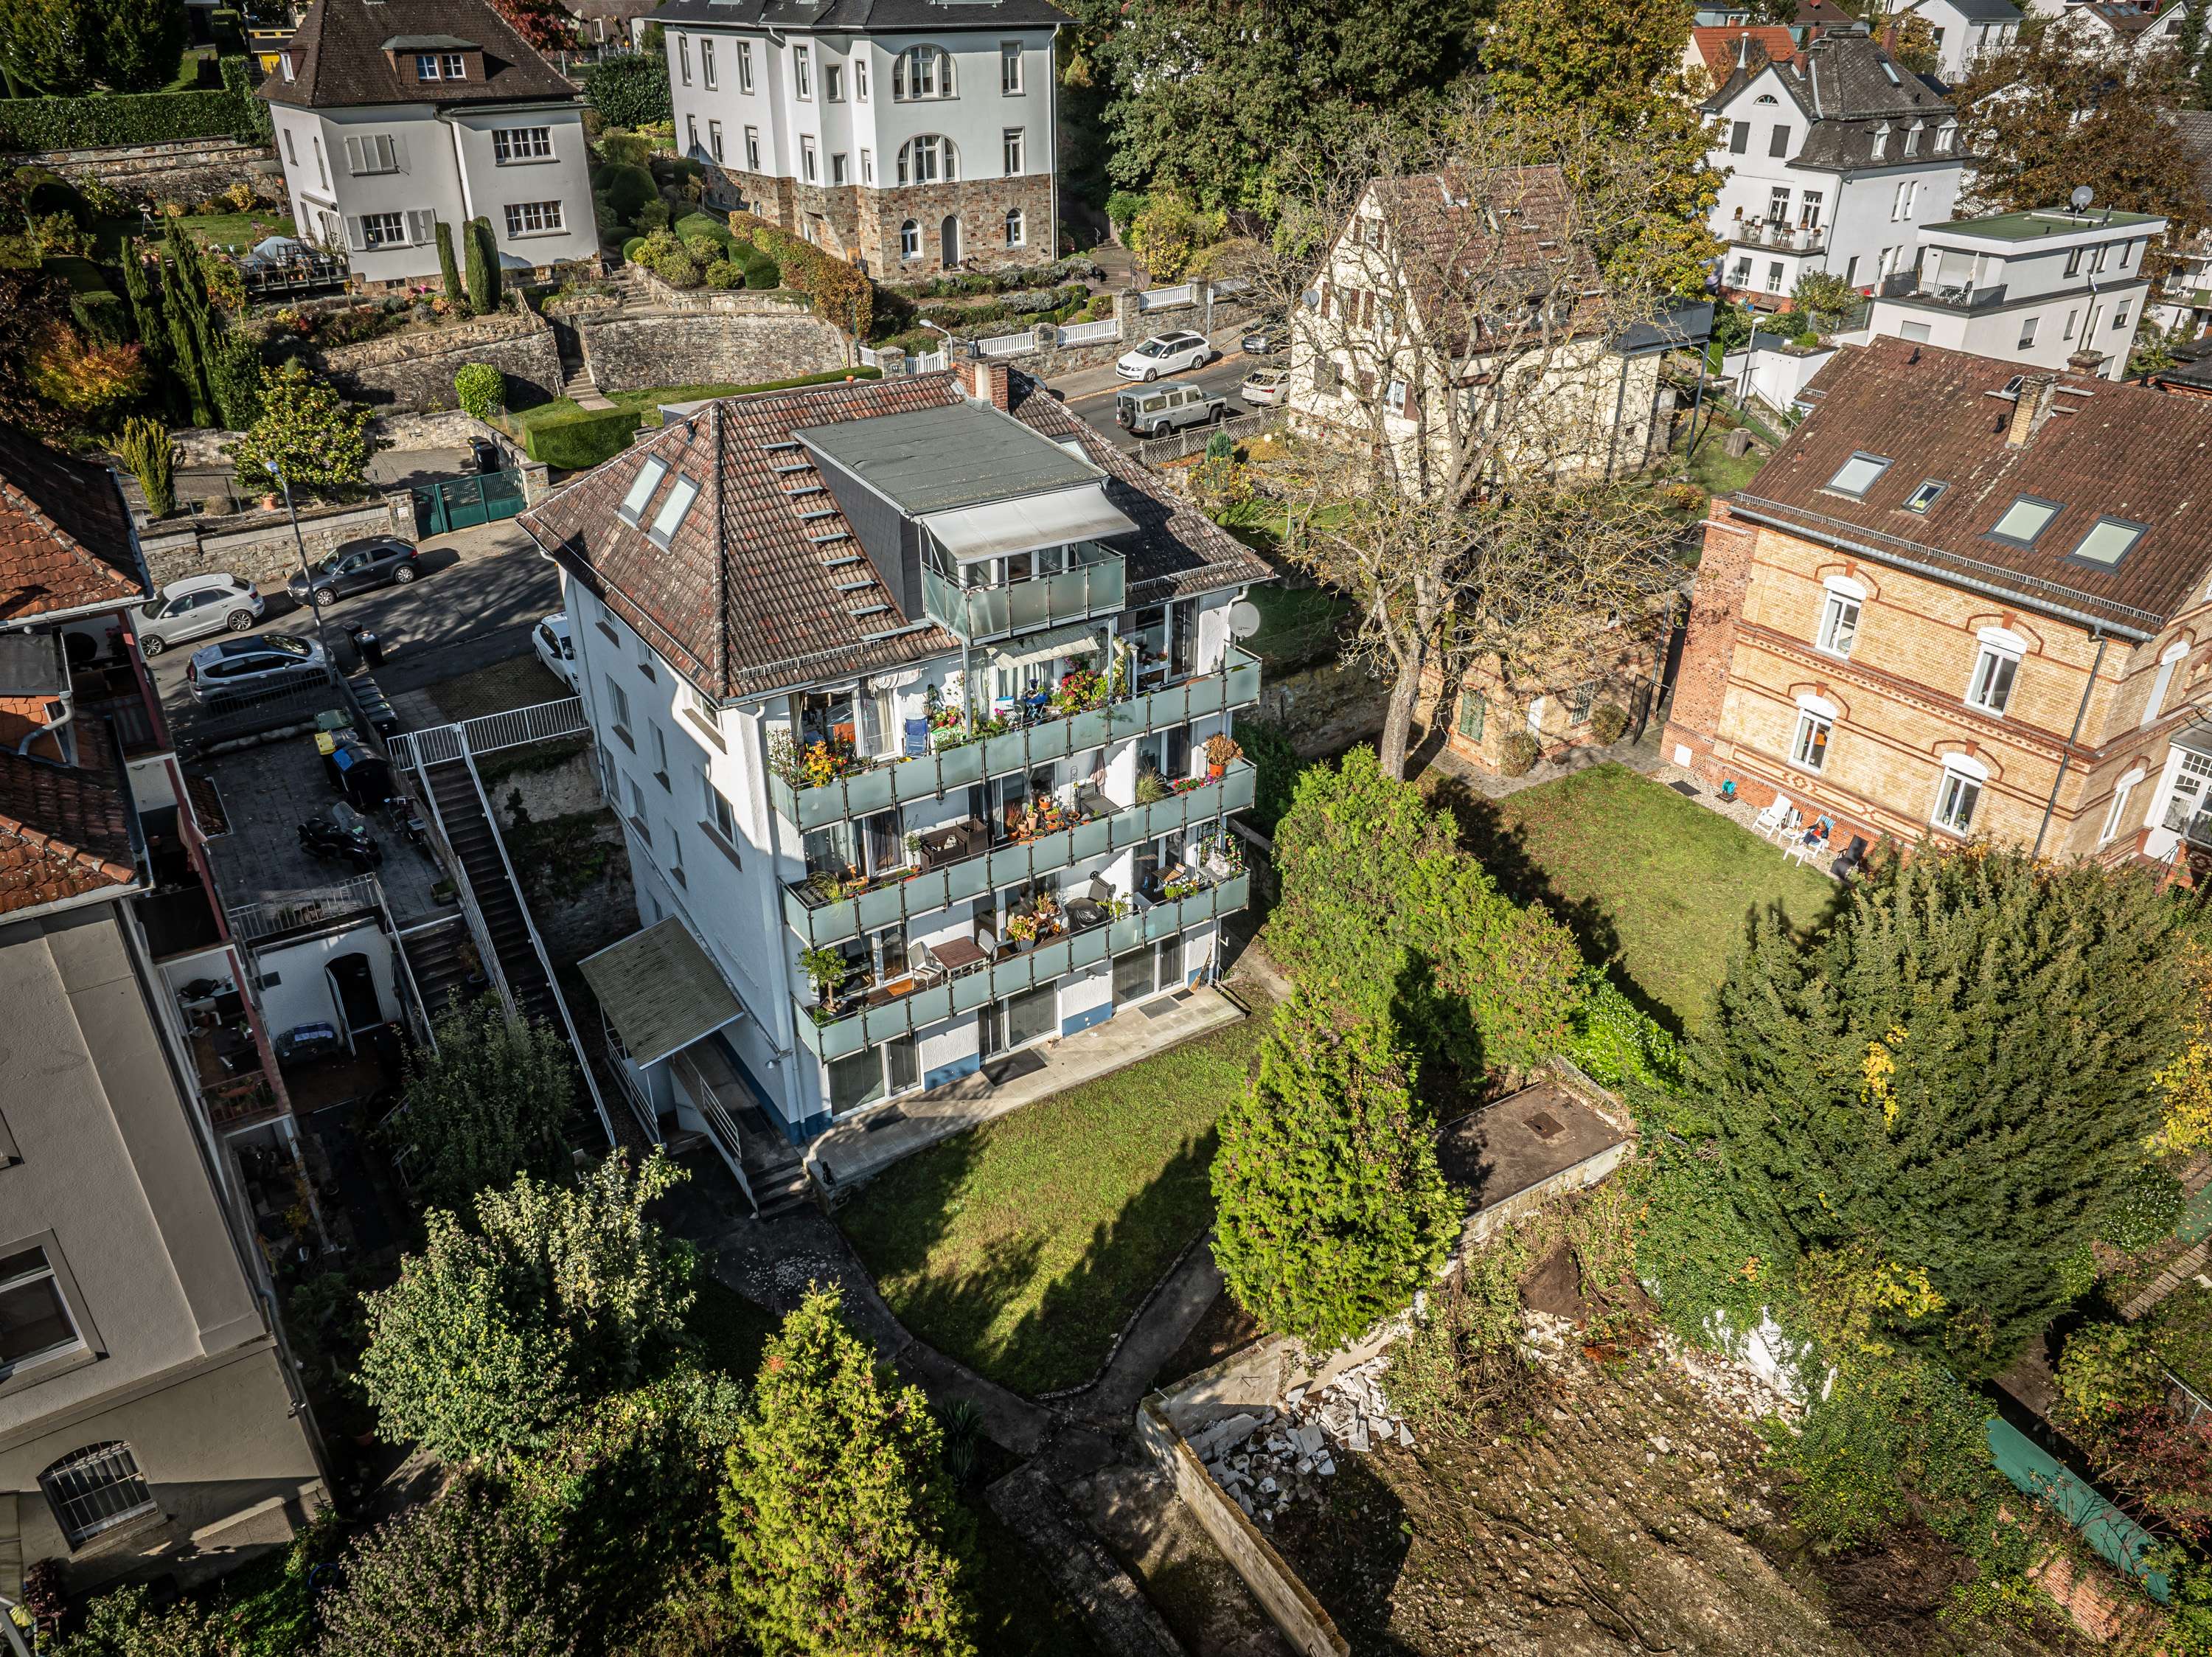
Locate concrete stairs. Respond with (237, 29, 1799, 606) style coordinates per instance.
(421, 759, 562, 1029)
(398, 914, 478, 1018)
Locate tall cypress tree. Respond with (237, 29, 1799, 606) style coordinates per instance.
(159, 221, 215, 427)
(1700, 846, 2197, 1374)
(434, 218, 466, 314)
(465, 217, 500, 314)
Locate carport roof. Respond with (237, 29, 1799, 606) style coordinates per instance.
(578, 918, 743, 1067)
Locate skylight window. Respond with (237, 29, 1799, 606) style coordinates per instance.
(648, 475, 701, 545)
(1902, 479, 1947, 514)
(1879, 60, 1902, 85)
(619, 458, 669, 524)
(2067, 515, 2145, 567)
(1825, 452, 1892, 498)
(1989, 496, 2061, 545)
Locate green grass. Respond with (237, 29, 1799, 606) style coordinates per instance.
(839, 1012, 1273, 1396)
(1444, 763, 1842, 1034)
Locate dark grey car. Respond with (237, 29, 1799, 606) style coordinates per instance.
(286, 537, 421, 607)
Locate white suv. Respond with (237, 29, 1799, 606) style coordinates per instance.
(133, 574, 264, 657)
(1115, 330, 1212, 381)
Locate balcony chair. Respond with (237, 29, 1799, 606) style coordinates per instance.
(1830, 835, 1870, 883)
(1784, 817, 1834, 866)
(1752, 796, 1798, 840)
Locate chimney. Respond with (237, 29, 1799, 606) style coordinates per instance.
(963, 356, 1010, 411)
(2066, 348, 2107, 378)
(2006, 373, 2057, 448)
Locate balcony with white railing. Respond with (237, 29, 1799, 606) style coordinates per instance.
(1726, 220, 1829, 254)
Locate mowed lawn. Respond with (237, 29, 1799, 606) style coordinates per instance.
(839, 1011, 1273, 1396)
(1458, 763, 1843, 1032)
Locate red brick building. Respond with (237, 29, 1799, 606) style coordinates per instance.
(1666, 338, 2212, 878)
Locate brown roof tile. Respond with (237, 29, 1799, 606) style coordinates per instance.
(1731, 337, 2212, 636)
(0, 425, 145, 624)
(0, 751, 138, 917)
(262, 0, 580, 111)
(1691, 26, 1801, 79)
(518, 367, 1272, 701)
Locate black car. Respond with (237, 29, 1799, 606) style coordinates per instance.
(1240, 319, 1290, 355)
(287, 537, 421, 607)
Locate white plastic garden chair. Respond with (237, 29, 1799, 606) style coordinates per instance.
(1753, 797, 1796, 840)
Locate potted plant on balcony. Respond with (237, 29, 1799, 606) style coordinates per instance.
(800, 946, 849, 1021)
(1004, 911, 1040, 952)
(1134, 767, 1170, 805)
(1203, 732, 1243, 779)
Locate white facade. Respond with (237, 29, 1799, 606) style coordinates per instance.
(269, 96, 598, 285)
(1896, 0, 2020, 82)
(1863, 207, 2164, 380)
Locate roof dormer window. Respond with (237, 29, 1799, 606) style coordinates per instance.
(279, 52, 295, 82)
(1871, 122, 1892, 161)
(1904, 120, 1923, 156)
(1935, 122, 1957, 155)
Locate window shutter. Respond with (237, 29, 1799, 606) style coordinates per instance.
(407, 209, 434, 246)
(389, 134, 407, 172)
(344, 216, 366, 251)
(343, 135, 364, 175)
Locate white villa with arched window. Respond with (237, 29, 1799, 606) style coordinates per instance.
(658, 0, 1065, 277)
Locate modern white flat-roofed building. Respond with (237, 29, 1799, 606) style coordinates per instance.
(653, 0, 1066, 276)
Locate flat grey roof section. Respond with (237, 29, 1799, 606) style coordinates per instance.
(0, 631, 66, 697)
(794, 399, 1102, 515)
(1435, 1076, 1632, 1215)
(577, 917, 744, 1068)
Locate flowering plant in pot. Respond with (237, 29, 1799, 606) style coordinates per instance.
(1203, 732, 1243, 777)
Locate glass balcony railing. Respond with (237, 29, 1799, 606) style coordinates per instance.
(922, 547, 1126, 644)
(791, 872, 1252, 1062)
(768, 646, 1263, 834)
(782, 762, 1256, 948)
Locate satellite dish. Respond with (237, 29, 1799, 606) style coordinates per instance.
(2070, 185, 2095, 211)
(1227, 600, 1263, 640)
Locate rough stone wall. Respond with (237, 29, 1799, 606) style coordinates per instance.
(139, 498, 411, 591)
(700, 159, 1054, 276)
(1251, 660, 1386, 761)
(8, 137, 282, 206)
(320, 306, 563, 414)
(623, 268, 818, 318)
(483, 742, 602, 830)
(575, 309, 848, 394)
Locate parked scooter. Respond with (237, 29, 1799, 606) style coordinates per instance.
(298, 802, 383, 871)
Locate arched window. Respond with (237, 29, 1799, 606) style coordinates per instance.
(1004, 206, 1024, 248)
(900, 219, 920, 260)
(897, 135, 957, 185)
(41, 1442, 157, 1546)
(892, 45, 955, 100)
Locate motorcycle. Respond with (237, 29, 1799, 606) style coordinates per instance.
(298, 804, 383, 872)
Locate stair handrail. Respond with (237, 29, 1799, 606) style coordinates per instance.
(406, 760, 520, 1018)
(372, 874, 442, 1055)
(672, 1047, 759, 1219)
(459, 747, 618, 1150)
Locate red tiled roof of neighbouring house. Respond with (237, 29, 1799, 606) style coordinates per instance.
(1691, 26, 1801, 80)
(517, 367, 1272, 701)
(0, 750, 138, 917)
(262, 0, 580, 110)
(0, 425, 145, 624)
(1728, 337, 2212, 636)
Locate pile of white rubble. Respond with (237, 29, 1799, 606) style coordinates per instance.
(1189, 1357, 1415, 1525)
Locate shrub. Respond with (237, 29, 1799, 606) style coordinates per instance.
(728, 210, 870, 333)
(672, 212, 735, 253)
(229, 362, 374, 494)
(681, 232, 721, 263)
(1212, 997, 1459, 1349)
(703, 257, 743, 290)
(454, 362, 505, 421)
(1128, 191, 1228, 279)
(594, 161, 657, 226)
(1103, 189, 1147, 234)
(205, 333, 262, 431)
(633, 198, 671, 234)
(26, 322, 145, 415)
(1589, 701, 1630, 744)
(742, 255, 779, 289)
(382, 999, 574, 1210)
(466, 217, 501, 313)
(652, 249, 701, 288)
(358, 1150, 695, 1464)
(116, 415, 174, 517)
(621, 235, 647, 263)
(1498, 729, 1540, 776)
(585, 53, 672, 130)
(69, 290, 129, 346)
(435, 218, 465, 313)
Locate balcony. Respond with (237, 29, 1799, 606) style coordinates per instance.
(1875, 272, 2009, 311)
(768, 646, 1264, 833)
(782, 762, 1257, 947)
(1727, 220, 1827, 254)
(792, 871, 1253, 1061)
(922, 543, 1127, 645)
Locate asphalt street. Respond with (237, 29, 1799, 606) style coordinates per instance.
(1041, 323, 1281, 451)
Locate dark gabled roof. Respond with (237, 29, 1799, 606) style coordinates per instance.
(647, 0, 1069, 30)
(0, 750, 138, 918)
(1729, 338, 2212, 635)
(2169, 108, 2212, 204)
(1705, 27, 1955, 172)
(516, 367, 1270, 702)
(261, 0, 579, 110)
(0, 426, 145, 624)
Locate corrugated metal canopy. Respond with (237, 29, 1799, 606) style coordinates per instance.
(577, 919, 743, 1068)
(992, 621, 1102, 672)
(921, 484, 1140, 564)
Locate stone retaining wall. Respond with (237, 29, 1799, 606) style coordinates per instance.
(624, 268, 818, 317)
(8, 136, 282, 206)
(575, 308, 848, 394)
(321, 304, 563, 414)
(139, 496, 415, 592)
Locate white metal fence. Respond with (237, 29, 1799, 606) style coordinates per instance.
(913, 348, 950, 373)
(226, 877, 385, 944)
(977, 333, 1034, 358)
(1135, 282, 1200, 313)
(1059, 316, 1121, 346)
(389, 696, 588, 772)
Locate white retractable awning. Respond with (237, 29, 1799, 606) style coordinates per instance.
(919, 484, 1139, 564)
(992, 622, 1102, 673)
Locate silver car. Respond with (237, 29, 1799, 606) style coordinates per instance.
(133, 574, 264, 657)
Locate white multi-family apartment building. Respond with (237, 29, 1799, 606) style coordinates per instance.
(2029, 0, 2194, 56)
(262, 0, 600, 288)
(1705, 24, 1964, 305)
(653, 0, 1066, 276)
(518, 359, 1269, 1156)
(1893, 0, 2021, 83)
(1864, 204, 2164, 379)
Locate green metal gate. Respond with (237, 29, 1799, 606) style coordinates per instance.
(412, 469, 526, 535)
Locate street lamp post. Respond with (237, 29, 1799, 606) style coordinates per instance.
(265, 461, 335, 664)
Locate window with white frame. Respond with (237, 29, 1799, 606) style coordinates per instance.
(856, 57, 868, 98)
(440, 52, 465, 79)
(1790, 702, 1834, 771)
(2164, 748, 2211, 832)
(504, 200, 564, 237)
(860, 148, 874, 184)
(280, 50, 293, 81)
(605, 675, 633, 740)
(414, 52, 441, 79)
(1, 1243, 83, 1379)
(1004, 206, 1024, 247)
(359, 211, 408, 249)
(737, 39, 754, 92)
(2017, 315, 2039, 350)
(1002, 40, 1024, 92)
(709, 119, 724, 163)
(344, 133, 401, 175)
(824, 62, 844, 100)
(801, 136, 818, 182)
(1385, 378, 1408, 414)
(493, 126, 553, 164)
(1932, 762, 1983, 835)
(1003, 128, 1024, 175)
(704, 774, 739, 852)
(793, 44, 812, 98)
(627, 777, 652, 841)
(894, 44, 954, 99)
(313, 136, 327, 188)
(2101, 768, 2145, 844)
(2114, 299, 2133, 330)
(701, 38, 717, 88)
(832, 151, 848, 185)
(900, 219, 920, 260)
(2142, 640, 2190, 728)
(41, 1443, 156, 1548)
(1935, 122, 1957, 153)
(1817, 580, 1863, 656)
(744, 126, 760, 170)
(283, 127, 297, 164)
(1966, 630, 2023, 715)
(898, 135, 956, 184)
(678, 33, 692, 85)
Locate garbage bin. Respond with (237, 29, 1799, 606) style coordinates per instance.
(470, 437, 504, 473)
(354, 629, 385, 667)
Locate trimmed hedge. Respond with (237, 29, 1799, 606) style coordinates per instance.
(0, 58, 264, 151)
(518, 367, 883, 470)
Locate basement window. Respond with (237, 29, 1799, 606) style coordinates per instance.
(618, 458, 669, 526)
(1988, 496, 2061, 546)
(647, 475, 702, 546)
(1823, 451, 1891, 499)
(1902, 479, 1947, 514)
(2067, 515, 2146, 569)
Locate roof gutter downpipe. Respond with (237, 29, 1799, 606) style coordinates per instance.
(2034, 627, 2109, 858)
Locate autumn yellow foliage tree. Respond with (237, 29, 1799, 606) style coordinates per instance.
(2153, 937, 2212, 1155)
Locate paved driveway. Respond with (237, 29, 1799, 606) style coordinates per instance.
(1040, 323, 1276, 451)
